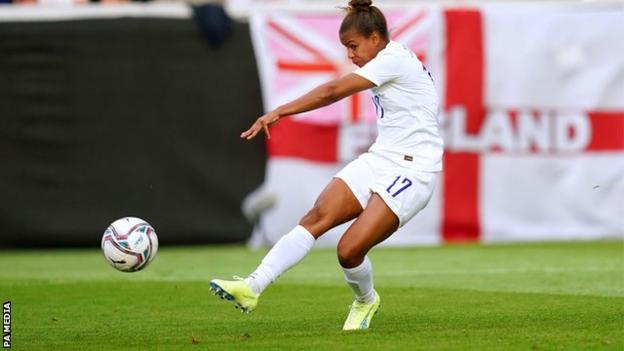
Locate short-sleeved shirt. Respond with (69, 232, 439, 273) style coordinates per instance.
(354, 40, 443, 171)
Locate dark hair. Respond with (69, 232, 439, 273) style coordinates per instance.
(339, 0, 389, 41)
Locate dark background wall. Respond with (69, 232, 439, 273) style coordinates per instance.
(0, 18, 266, 247)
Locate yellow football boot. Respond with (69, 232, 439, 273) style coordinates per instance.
(342, 290, 381, 330)
(209, 276, 259, 313)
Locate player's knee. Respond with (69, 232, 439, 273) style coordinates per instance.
(299, 205, 335, 237)
(336, 241, 364, 268)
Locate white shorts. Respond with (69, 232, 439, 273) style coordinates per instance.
(335, 150, 439, 227)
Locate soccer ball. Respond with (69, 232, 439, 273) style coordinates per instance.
(101, 217, 159, 272)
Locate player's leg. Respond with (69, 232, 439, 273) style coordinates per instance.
(339, 193, 397, 330)
(243, 178, 363, 292)
(338, 193, 399, 268)
(210, 178, 363, 312)
(299, 177, 365, 237)
(340, 170, 438, 329)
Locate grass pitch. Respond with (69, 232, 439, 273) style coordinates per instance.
(0, 240, 622, 350)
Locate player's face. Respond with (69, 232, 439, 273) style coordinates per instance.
(340, 29, 385, 67)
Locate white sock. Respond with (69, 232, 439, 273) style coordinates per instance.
(342, 256, 375, 304)
(245, 225, 315, 294)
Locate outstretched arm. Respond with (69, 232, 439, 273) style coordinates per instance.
(241, 73, 375, 140)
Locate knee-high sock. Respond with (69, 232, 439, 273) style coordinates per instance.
(342, 256, 375, 304)
(245, 225, 315, 294)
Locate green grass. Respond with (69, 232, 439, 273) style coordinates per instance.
(1, 240, 623, 350)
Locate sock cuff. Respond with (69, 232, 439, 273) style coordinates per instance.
(342, 255, 371, 275)
(290, 225, 316, 247)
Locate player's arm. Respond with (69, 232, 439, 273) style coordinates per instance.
(241, 73, 375, 140)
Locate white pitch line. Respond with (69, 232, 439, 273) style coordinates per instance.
(1, 266, 621, 284)
(287, 266, 624, 279)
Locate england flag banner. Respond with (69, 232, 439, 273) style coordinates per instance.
(248, 3, 624, 247)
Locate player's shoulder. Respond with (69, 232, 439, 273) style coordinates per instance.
(380, 41, 416, 59)
(376, 41, 420, 67)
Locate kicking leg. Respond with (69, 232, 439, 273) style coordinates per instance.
(210, 178, 362, 313)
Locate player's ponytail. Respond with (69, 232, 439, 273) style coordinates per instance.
(348, 0, 373, 12)
(340, 0, 389, 41)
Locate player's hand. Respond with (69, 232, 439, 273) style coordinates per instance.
(240, 111, 281, 140)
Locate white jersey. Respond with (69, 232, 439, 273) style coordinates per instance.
(354, 40, 443, 171)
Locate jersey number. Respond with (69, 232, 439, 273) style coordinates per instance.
(386, 176, 412, 197)
(372, 95, 384, 119)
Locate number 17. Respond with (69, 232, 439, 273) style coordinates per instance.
(386, 176, 412, 197)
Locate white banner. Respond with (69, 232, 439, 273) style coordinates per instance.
(247, 3, 624, 247)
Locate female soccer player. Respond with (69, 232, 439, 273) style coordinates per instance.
(210, 0, 443, 330)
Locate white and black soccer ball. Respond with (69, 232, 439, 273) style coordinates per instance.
(101, 217, 159, 272)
